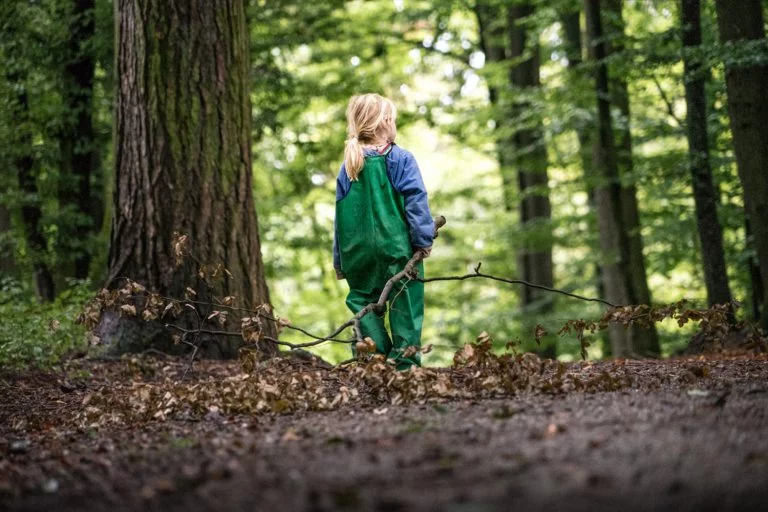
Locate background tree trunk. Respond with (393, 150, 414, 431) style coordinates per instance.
(0, 204, 15, 275)
(475, 0, 515, 212)
(474, 1, 505, 105)
(100, 0, 276, 357)
(59, 0, 97, 280)
(584, 0, 658, 357)
(714, 0, 768, 329)
(602, 0, 660, 355)
(561, 6, 611, 356)
(507, 3, 555, 357)
(11, 75, 55, 302)
(681, 0, 733, 313)
(562, 9, 593, 185)
(475, 1, 555, 357)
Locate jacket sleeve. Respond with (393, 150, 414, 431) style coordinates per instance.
(333, 165, 348, 270)
(333, 219, 341, 270)
(389, 151, 434, 248)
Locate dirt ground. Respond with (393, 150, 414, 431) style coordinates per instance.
(1, 353, 767, 512)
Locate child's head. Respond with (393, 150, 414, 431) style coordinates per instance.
(344, 93, 398, 181)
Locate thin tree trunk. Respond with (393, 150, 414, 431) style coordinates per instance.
(59, 0, 97, 280)
(602, 0, 660, 355)
(12, 77, 55, 302)
(681, 0, 733, 315)
(476, 1, 555, 356)
(584, 0, 658, 357)
(714, 0, 768, 329)
(562, 7, 611, 357)
(562, 10, 593, 177)
(507, 3, 555, 358)
(475, 0, 515, 210)
(474, 1, 506, 105)
(0, 204, 15, 274)
(100, 0, 276, 357)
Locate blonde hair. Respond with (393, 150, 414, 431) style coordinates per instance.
(344, 93, 397, 181)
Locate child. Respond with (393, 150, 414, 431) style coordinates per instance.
(333, 93, 434, 369)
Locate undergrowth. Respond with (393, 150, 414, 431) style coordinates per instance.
(0, 277, 91, 369)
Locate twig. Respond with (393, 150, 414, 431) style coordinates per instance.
(650, 73, 683, 127)
(180, 304, 203, 381)
(165, 324, 356, 351)
(111, 277, 351, 344)
(419, 261, 617, 307)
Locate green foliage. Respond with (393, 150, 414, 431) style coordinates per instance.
(0, 0, 113, 288)
(0, 278, 91, 368)
(247, 0, 768, 365)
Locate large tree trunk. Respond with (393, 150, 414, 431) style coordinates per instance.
(59, 0, 97, 280)
(714, 0, 768, 329)
(100, 0, 276, 357)
(507, 3, 555, 357)
(584, 0, 658, 357)
(681, 0, 733, 313)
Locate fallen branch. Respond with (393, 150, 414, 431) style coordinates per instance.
(83, 217, 761, 374)
(421, 262, 616, 307)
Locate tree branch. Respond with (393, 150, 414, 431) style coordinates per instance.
(420, 261, 616, 307)
(650, 73, 683, 127)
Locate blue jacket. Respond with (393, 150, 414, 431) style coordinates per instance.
(333, 144, 434, 270)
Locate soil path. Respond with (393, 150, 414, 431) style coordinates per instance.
(2, 356, 767, 511)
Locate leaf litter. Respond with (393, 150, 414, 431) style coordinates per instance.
(1, 342, 768, 511)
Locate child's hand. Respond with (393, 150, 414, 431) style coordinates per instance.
(416, 246, 432, 259)
(335, 268, 346, 280)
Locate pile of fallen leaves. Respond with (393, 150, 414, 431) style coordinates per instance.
(72, 334, 646, 430)
(3, 338, 765, 437)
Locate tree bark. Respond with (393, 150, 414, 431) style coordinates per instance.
(59, 0, 97, 280)
(714, 0, 768, 329)
(584, 0, 658, 357)
(681, 0, 733, 314)
(101, 0, 276, 357)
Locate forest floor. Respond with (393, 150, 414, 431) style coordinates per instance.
(1, 351, 768, 512)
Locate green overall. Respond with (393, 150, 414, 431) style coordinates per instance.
(335, 154, 424, 369)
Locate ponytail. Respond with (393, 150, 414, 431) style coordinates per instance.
(344, 135, 364, 181)
(343, 93, 396, 181)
